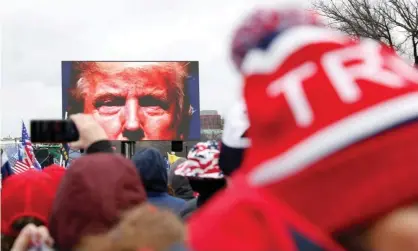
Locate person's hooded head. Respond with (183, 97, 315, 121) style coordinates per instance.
(168, 158, 195, 200)
(175, 141, 226, 207)
(132, 147, 168, 193)
(132, 148, 187, 214)
(49, 153, 146, 250)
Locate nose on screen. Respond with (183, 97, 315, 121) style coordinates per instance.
(122, 129, 144, 140)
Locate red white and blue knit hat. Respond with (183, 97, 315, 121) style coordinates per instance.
(175, 141, 224, 180)
(232, 7, 418, 234)
(230, 6, 323, 72)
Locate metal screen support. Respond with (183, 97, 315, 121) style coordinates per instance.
(121, 141, 136, 159)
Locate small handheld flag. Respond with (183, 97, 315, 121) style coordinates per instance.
(167, 152, 180, 165)
(21, 121, 41, 170)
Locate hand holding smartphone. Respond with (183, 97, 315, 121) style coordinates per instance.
(30, 114, 108, 150)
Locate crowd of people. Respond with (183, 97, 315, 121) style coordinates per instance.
(3, 4, 418, 251)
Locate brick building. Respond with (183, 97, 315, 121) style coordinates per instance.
(200, 110, 223, 130)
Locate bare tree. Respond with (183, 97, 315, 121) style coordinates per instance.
(378, 0, 418, 64)
(312, 0, 417, 64)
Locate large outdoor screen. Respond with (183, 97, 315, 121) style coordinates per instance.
(62, 61, 200, 141)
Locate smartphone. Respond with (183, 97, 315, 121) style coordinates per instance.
(30, 120, 79, 143)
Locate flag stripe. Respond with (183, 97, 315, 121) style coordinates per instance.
(13, 161, 31, 174)
(21, 121, 41, 170)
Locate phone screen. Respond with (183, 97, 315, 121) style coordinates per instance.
(30, 120, 79, 143)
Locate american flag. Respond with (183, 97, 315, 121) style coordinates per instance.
(14, 160, 31, 174)
(4, 144, 31, 174)
(21, 121, 42, 170)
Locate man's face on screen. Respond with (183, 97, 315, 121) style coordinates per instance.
(80, 62, 182, 140)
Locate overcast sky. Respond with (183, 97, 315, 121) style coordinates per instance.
(0, 0, 310, 137)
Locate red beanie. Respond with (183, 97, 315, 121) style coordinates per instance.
(239, 23, 418, 234)
(1, 170, 58, 236)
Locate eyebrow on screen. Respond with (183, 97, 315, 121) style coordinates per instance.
(93, 93, 126, 107)
(92, 90, 125, 100)
(140, 95, 170, 109)
(141, 87, 169, 101)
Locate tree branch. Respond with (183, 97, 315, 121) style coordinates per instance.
(312, 0, 415, 62)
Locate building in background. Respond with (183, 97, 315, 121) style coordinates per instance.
(200, 110, 223, 130)
(200, 110, 223, 140)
